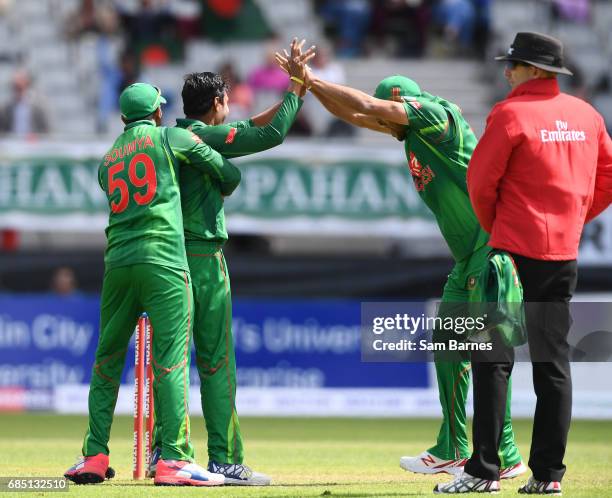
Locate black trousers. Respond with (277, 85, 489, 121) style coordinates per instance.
(464, 254, 577, 482)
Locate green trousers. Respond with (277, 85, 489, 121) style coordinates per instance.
(82, 263, 194, 461)
(428, 245, 522, 467)
(154, 241, 243, 464)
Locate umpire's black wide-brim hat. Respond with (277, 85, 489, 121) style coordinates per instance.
(495, 32, 573, 75)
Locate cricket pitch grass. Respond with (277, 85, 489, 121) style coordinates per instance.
(0, 414, 610, 497)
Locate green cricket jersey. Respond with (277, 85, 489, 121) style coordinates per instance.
(177, 91, 302, 244)
(402, 95, 489, 261)
(98, 120, 242, 271)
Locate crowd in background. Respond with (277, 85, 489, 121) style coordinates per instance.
(0, 0, 609, 138)
(315, 0, 492, 59)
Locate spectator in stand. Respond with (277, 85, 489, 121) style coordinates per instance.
(118, 0, 174, 45)
(247, 40, 290, 95)
(173, 0, 202, 41)
(432, 0, 476, 55)
(0, 69, 50, 136)
(370, 0, 431, 58)
(64, 0, 118, 39)
(310, 44, 345, 89)
(116, 0, 177, 64)
(317, 0, 371, 57)
(0, 229, 19, 252)
(200, 0, 273, 42)
(63, 0, 121, 133)
(117, 50, 140, 93)
(248, 40, 313, 135)
(94, 6, 122, 133)
(50, 267, 79, 296)
(94, 49, 141, 134)
(218, 61, 254, 121)
(472, 0, 492, 59)
(306, 44, 354, 137)
(550, 0, 591, 23)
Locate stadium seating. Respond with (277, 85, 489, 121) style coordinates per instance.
(0, 0, 609, 141)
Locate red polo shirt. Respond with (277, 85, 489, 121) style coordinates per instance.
(467, 78, 612, 260)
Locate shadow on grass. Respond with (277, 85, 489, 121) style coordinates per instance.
(101, 481, 428, 496)
(321, 493, 424, 497)
(262, 490, 423, 498)
(254, 482, 427, 497)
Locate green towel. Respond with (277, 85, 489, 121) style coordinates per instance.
(469, 251, 527, 347)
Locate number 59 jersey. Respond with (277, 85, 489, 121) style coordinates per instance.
(98, 120, 242, 271)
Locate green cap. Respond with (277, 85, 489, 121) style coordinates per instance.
(119, 82, 167, 121)
(374, 75, 421, 101)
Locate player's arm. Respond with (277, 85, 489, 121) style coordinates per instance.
(275, 42, 396, 134)
(585, 117, 612, 223)
(314, 89, 395, 135)
(167, 126, 241, 196)
(276, 40, 405, 127)
(467, 107, 514, 232)
(307, 77, 408, 126)
(197, 91, 304, 158)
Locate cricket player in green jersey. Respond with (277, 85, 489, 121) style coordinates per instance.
(147, 71, 305, 485)
(64, 83, 241, 487)
(276, 40, 525, 480)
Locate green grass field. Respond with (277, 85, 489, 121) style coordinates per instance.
(0, 414, 610, 497)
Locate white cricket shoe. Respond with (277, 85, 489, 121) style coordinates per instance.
(518, 476, 562, 495)
(434, 471, 500, 494)
(400, 451, 467, 475)
(208, 461, 271, 486)
(500, 461, 527, 480)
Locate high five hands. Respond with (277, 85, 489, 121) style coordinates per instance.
(275, 38, 316, 91)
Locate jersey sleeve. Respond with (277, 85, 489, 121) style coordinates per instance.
(198, 92, 302, 158)
(166, 126, 241, 196)
(403, 99, 452, 142)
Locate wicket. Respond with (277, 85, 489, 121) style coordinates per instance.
(133, 313, 154, 480)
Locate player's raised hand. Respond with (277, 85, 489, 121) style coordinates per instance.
(274, 51, 290, 74)
(291, 37, 305, 60)
(275, 38, 315, 81)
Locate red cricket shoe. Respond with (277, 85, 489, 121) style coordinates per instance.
(154, 459, 225, 486)
(64, 453, 115, 485)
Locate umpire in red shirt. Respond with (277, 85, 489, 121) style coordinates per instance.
(436, 32, 612, 494)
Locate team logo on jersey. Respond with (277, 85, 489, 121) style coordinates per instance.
(467, 276, 477, 290)
(408, 152, 435, 191)
(225, 127, 237, 144)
